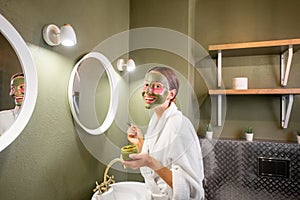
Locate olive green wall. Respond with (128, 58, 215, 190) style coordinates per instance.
(130, 0, 300, 142)
(0, 0, 129, 200)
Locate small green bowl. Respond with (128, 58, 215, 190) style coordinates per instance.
(121, 145, 138, 161)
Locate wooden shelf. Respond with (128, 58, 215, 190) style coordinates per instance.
(209, 38, 300, 58)
(209, 88, 300, 95)
(208, 38, 300, 128)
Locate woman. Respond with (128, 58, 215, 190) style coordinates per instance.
(0, 73, 24, 135)
(122, 66, 205, 200)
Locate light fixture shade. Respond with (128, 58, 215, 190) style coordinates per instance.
(117, 58, 136, 72)
(126, 59, 136, 72)
(60, 24, 77, 46)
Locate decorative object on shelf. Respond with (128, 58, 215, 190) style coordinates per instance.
(232, 77, 248, 90)
(43, 24, 77, 46)
(245, 126, 254, 141)
(206, 123, 213, 140)
(297, 130, 300, 144)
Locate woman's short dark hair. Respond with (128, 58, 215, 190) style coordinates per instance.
(10, 73, 24, 81)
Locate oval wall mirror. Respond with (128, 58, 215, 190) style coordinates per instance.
(0, 14, 38, 152)
(68, 52, 118, 135)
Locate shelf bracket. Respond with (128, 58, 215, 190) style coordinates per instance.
(217, 94, 222, 126)
(217, 50, 222, 88)
(281, 45, 293, 87)
(216, 50, 223, 126)
(281, 94, 293, 128)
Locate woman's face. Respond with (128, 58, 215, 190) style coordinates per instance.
(142, 71, 169, 109)
(10, 76, 25, 106)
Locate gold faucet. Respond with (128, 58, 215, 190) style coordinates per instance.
(93, 158, 122, 194)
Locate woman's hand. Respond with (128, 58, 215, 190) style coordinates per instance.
(122, 153, 162, 170)
(122, 153, 173, 188)
(127, 124, 144, 152)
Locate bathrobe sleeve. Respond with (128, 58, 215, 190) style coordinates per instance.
(166, 114, 205, 200)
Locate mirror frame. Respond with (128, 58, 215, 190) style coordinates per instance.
(0, 14, 38, 152)
(68, 52, 118, 135)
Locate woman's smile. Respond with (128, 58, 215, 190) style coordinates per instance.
(144, 95, 158, 104)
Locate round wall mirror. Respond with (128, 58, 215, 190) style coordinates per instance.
(68, 52, 118, 135)
(0, 33, 22, 110)
(0, 14, 38, 152)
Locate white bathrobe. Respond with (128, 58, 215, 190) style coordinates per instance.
(140, 102, 205, 200)
(0, 107, 20, 135)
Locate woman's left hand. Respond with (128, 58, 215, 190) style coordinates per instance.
(122, 153, 173, 188)
(122, 153, 163, 170)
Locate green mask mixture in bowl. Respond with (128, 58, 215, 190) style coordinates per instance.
(121, 144, 138, 161)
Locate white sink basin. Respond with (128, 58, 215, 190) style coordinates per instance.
(91, 181, 151, 200)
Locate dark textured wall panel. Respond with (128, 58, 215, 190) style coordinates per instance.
(200, 139, 299, 200)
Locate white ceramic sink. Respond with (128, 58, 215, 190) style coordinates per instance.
(91, 181, 151, 200)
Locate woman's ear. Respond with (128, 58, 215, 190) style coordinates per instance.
(168, 89, 177, 99)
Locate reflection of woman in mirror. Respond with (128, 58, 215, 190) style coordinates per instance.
(0, 73, 24, 135)
(122, 67, 205, 199)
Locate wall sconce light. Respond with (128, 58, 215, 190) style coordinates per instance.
(117, 59, 136, 72)
(42, 24, 77, 47)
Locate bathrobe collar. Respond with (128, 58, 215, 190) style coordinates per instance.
(145, 102, 179, 140)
